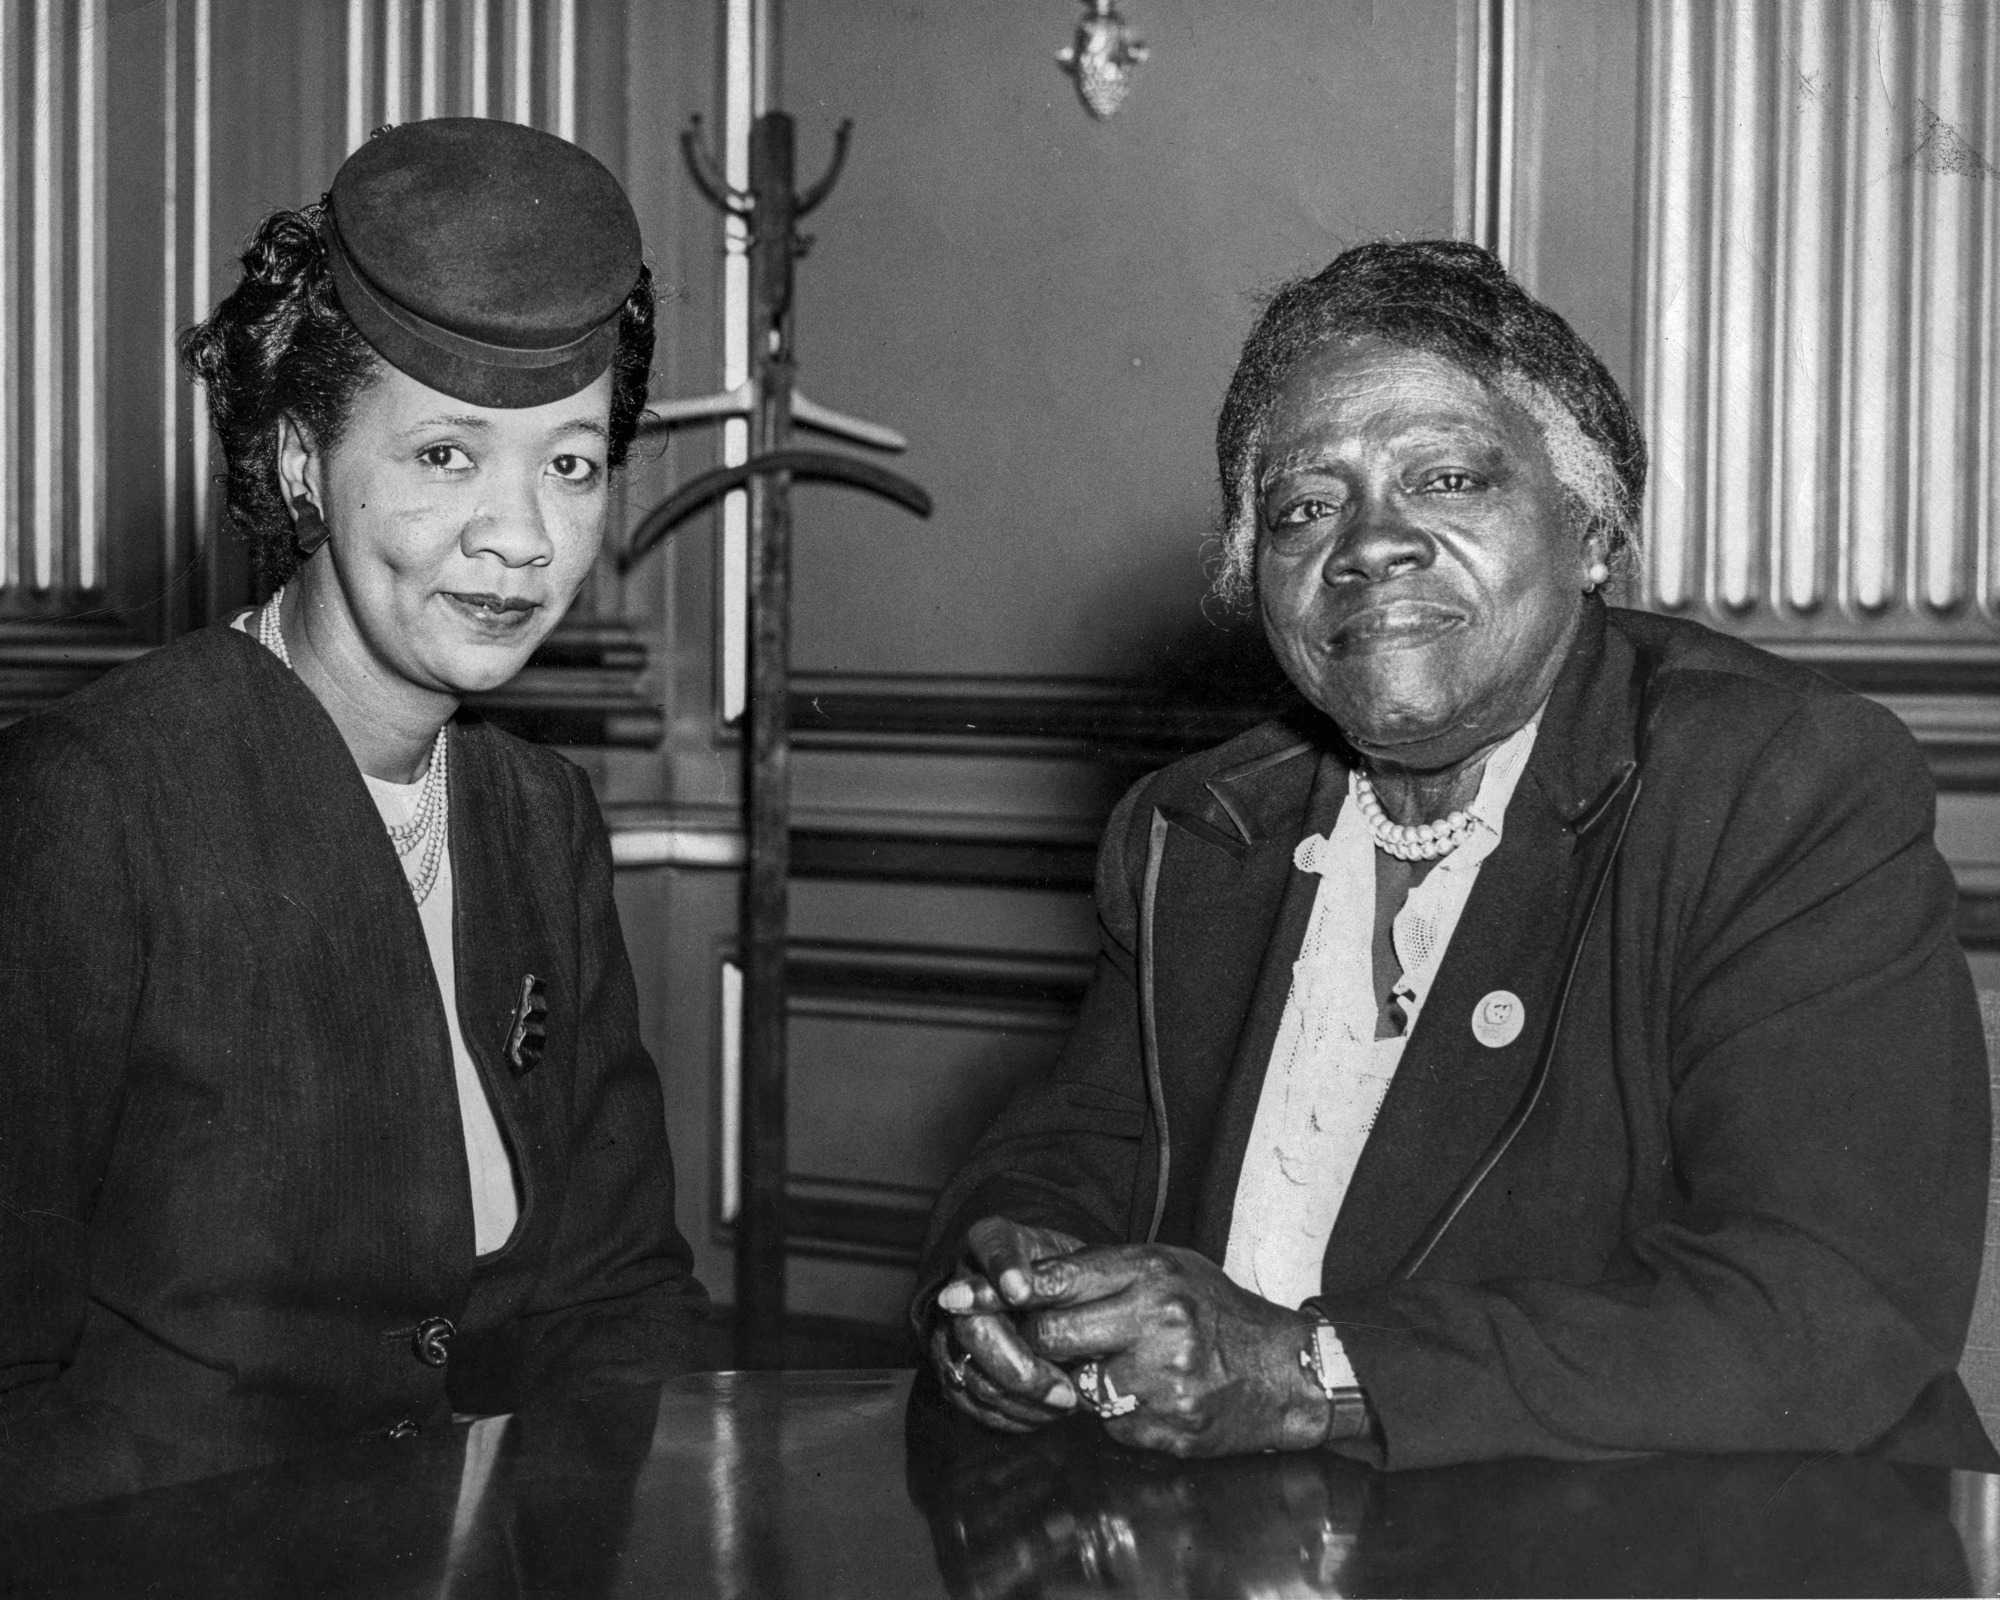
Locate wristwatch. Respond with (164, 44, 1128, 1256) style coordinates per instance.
(1299, 1319, 1376, 1444)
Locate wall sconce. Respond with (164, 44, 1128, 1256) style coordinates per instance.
(1056, 0, 1148, 121)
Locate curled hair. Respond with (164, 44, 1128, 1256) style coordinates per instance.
(181, 205, 657, 591)
(606, 266, 656, 474)
(179, 204, 378, 591)
(1210, 239, 1646, 609)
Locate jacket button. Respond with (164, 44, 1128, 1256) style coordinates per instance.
(411, 1315, 456, 1367)
(384, 1417, 421, 1440)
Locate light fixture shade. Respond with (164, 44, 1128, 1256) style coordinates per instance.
(1056, 1, 1149, 120)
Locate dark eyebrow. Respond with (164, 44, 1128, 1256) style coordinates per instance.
(407, 413, 495, 434)
(402, 414, 611, 444)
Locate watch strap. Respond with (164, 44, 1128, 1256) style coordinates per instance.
(1300, 1319, 1376, 1444)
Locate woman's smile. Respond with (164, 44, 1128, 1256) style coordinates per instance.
(1323, 597, 1465, 654)
(441, 590, 544, 637)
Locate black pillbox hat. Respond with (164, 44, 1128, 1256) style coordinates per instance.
(323, 117, 641, 408)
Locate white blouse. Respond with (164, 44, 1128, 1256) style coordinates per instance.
(1222, 719, 1541, 1379)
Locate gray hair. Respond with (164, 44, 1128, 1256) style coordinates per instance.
(1210, 239, 1645, 609)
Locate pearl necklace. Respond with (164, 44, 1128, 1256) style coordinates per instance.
(256, 588, 451, 905)
(1350, 768, 1474, 862)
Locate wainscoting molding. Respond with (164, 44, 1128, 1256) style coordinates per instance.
(466, 621, 661, 748)
(785, 663, 2000, 795)
(788, 670, 1289, 766)
(0, 616, 659, 748)
(782, 1177, 935, 1265)
(0, 619, 150, 725)
(707, 939, 1094, 1265)
(615, 777, 2000, 958)
(1961, 868, 2000, 954)
(791, 824, 1097, 893)
(787, 939, 1091, 1031)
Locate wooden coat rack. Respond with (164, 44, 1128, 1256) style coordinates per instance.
(623, 113, 932, 1366)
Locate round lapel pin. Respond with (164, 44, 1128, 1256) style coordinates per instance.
(1472, 990, 1525, 1048)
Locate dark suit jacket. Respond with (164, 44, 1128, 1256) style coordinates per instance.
(920, 602, 1993, 1468)
(0, 625, 709, 1513)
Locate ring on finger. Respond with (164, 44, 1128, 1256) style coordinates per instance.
(944, 1350, 973, 1390)
(1072, 1359, 1139, 1419)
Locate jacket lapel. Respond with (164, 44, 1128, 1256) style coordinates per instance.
(1186, 750, 1352, 1262)
(447, 726, 554, 1216)
(1320, 601, 1644, 1290)
(1142, 730, 1326, 1248)
(1317, 769, 1613, 1288)
(194, 629, 472, 1277)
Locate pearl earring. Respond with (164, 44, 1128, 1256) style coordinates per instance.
(1584, 559, 1610, 593)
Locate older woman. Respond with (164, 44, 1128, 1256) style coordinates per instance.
(0, 118, 708, 1513)
(916, 240, 1991, 1467)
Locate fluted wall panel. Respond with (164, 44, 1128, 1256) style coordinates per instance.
(1638, 0, 2000, 644)
(2, 7, 20, 594)
(0, 0, 106, 604)
(1772, 0, 1834, 615)
(343, 0, 576, 149)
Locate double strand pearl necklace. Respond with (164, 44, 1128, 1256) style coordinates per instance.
(257, 587, 451, 905)
(1350, 767, 1474, 863)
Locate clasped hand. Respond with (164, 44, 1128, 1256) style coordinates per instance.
(927, 1216, 1329, 1456)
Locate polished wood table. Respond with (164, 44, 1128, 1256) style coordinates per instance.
(5, 1369, 1999, 1596)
